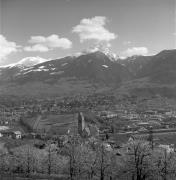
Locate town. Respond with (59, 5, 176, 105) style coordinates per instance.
(0, 94, 176, 179)
(0, 95, 176, 144)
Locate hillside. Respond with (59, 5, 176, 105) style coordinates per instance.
(117, 55, 152, 76)
(0, 51, 132, 97)
(1, 49, 176, 98)
(13, 51, 131, 84)
(137, 49, 176, 83)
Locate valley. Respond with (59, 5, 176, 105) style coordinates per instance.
(0, 49, 176, 179)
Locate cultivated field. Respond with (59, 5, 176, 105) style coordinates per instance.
(23, 113, 78, 135)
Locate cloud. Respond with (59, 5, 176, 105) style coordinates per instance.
(122, 47, 148, 57)
(24, 44, 49, 52)
(0, 35, 21, 60)
(24, 34, 72, 52)
(72, 16, 117, 43)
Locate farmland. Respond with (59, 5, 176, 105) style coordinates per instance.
(21, 113, 77, 135)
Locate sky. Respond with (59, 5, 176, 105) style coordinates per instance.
(0, 0, 175, 66)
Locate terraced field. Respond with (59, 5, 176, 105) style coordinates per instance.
(23, 113, 78, 135)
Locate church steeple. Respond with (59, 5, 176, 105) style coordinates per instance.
(78, 112, 85, 136)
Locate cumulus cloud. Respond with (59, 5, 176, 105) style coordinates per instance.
(122, 47, 148, 57)
(24, 34, 72, 52)
(72, 16, 117, 43)
(0, 35, 21, 60)
(24, 44, 49, 52)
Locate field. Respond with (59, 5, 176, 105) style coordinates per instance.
(135, 132, 176, 145)
(23, 113, 78, 135)
(114, 131, 176, 146)
(153, 132, 176, 145)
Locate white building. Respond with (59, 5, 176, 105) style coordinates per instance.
(13, 131, 22, 139)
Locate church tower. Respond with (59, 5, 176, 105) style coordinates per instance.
(78, 112, 85, 136)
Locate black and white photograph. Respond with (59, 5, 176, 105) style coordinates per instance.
(0, 0, 175, 179)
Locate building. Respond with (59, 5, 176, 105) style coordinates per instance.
(1, 130, 22, 139)
(158, 144, 174, 153)
(77, 112, 98, 138)
(13, 131, 22, 139)
(78, 112, 86, 136)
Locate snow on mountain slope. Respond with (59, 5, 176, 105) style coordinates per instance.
(0, 56, 49, 69)
(75, 44, 118, 61)
(17, 56, 49, 67)
(0, 50, 132, 85)
(1, 49, 176, 98)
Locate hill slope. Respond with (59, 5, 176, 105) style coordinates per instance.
(1, 49, 176, 98)
(137, 49, 176, 83)
(0, 51, 131, 97)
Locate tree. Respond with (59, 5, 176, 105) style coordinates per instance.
(94, 143, 115, 180)
(61, 135, 99, 180)
(11, 144, 42, 176)
(13, 145, 34, 176)
(47, 145, 52, 175)
(43, 143, 60, 175)
(122, 140, 152, 180)
(147, 128, 154, 150)
(61, 135, 81, 180)
(153, 148, 176, 180)
(74, 143, 96, 180)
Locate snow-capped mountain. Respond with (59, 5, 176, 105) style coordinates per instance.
(0, 56, 49, 82)
(1, 49, 176, 98)
(0, 51, 131, 84)
(16, 56, 49, 67)
(76, 44, 118, 61)
(0, 56, 49, 69)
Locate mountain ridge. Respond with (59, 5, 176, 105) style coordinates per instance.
(1, 49, 176, 98)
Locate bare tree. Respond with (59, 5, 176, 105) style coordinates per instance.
(62, 135, 98, 180)
(75, 144, 97, 180)
(94, 143, 114, 180)
(11, 144, 43, 176)
(147, 128, 154, 150)
(47, 144, 52, 175)
(39, 142, 59, 175)
(62, 135, 80, 180)
(122, 140, 152, 180)
(153, 148, 176, 180)
(11, 145, 33, 176)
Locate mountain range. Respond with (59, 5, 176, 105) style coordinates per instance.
(1, 49, 176, 98)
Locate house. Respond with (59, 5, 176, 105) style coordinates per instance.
(13, 131, 22, 139)
(158, 144, 174, 153)
(99, 111, 118, 119)
(1, 131, 14, 138)
(0, 133, 3, 138)
(103, 142, 113, 152)
(138, 127, 148, 132)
